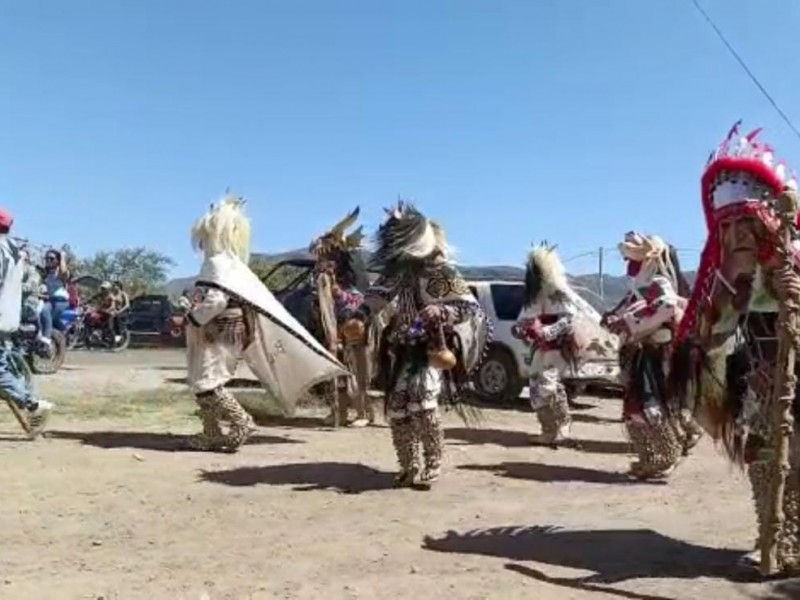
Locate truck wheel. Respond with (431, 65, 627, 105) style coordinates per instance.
(473, 345, 524, 404)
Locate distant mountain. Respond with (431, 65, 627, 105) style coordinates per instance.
(163, 248, 697, 312)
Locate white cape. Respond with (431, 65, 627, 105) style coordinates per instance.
(196, 252, 350, 413)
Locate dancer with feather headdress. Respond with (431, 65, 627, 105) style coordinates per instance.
(603, 231, 696, 479)
(308, 206, 376, 427)
(360, 201, 488, 488)
(184, 194, 350, 452)
(513, 243, 618, 447)
(670, 123, 800, 574)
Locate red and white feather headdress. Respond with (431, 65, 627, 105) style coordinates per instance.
(677, 121, 798, 343)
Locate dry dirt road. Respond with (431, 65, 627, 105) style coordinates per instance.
(1, 350, 798, 600)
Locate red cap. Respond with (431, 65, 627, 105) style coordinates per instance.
(0, 208, 13, 229)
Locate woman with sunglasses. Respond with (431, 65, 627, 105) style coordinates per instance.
(42, 250, 71, 331)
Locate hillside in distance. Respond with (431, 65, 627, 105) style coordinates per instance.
(164, 248, 698, 312)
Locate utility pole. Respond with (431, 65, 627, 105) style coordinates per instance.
(598, 246, 605, 301)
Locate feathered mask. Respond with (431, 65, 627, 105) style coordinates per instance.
(191, 194, 252, 263)
(618, 231, 688, 296)
(309, 206, 365, 258)
(370, 200, 450, 272)
(523, 241, 568, 307)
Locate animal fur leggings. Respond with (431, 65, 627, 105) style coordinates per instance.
(389, 409, 444, 475)
(625, 419, 682, 477)
(194, 387, 255, 451)
(748, 460, 800, 571)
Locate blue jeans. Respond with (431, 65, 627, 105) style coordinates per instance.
(50, 299, 70, 331)
(0, 342, 35, 410)
(39, 303, 54, 338)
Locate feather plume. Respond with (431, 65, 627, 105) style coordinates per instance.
(370, 201, 448, 275)
(191, 194, 251, 263)
(523, 243, 568, 307)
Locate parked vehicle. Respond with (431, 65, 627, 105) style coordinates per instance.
(127, 294, 187, 346)
(262, 255, 375, 334)
(467, 280, 621, 404)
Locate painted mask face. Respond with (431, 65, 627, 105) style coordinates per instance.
(626, 259, 642, 278)
(718, 215, 763, 282)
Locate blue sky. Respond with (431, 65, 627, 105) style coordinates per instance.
(3, 0, 800, 278)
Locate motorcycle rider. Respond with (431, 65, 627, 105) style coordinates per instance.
(90, 281, 117, 342)
(0, 208, 54, 437)
(109, 281, 129, 343)
(43, 249, 71, 331)
(21, 247, 52, 348)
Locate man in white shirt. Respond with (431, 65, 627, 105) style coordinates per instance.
(0, 208, 53, 437)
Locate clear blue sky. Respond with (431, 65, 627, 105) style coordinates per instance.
(3, 0, 800, 278)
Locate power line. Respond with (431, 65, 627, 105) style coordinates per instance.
(690, 0, 800, 144)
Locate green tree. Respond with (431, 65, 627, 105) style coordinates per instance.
(79, 247, 176, 296)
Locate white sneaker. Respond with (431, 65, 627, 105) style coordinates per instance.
(27, 400, 54, 439)
(37, 335, 52, 349)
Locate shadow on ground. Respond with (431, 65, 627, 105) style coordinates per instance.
(765, 578, 800, 599)
(572, 412, 624, 425)
(47, 430, 302, 451)
(423, 525, 755, 599)
(252, 414, 333, 429)
(199, 461, 394, 494)
(163, 376, 261, 388)
(446, 428, 631, 455)
(459, 462, 652, 486)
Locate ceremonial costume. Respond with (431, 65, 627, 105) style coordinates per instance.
(186, 196, 349, 452)
(672, 123, 800, 573)
(309, 208, 374, 427)
(605, 232, 692, 479)
(513, 243, 618, 446)
(363, 202, 488, 487)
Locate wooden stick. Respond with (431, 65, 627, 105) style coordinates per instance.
(6, 399, 31, 435)
(761, 188, 799, 575)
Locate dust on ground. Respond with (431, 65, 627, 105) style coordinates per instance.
(1, 350, 797, 600)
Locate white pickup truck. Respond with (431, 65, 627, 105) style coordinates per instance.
(467, 279, 621, 403)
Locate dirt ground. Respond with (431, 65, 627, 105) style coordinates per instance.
(1, 350, 798, 600)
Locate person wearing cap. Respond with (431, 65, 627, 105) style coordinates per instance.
(0, 208, 54, 437)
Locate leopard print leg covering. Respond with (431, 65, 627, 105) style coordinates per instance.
(673, 409, 704, 456)
(779, 472, 800, 572)
(626, 419, 682, 479)
(186, 393, 227, 451)
(390, 417, 418, 487)
(536, 390, 571, 445)
(322, 382, 339, 427)
(749, 461, 800, 572)
(416, 409, 444, 484)
(214, 387, 256, 451)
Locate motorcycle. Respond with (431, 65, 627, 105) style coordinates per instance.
(68, 307, 131, 352)
(14, 316, 67, 375)
(60, 305, 84, 350)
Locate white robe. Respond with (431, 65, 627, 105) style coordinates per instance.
(188, 251, 350, 413)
